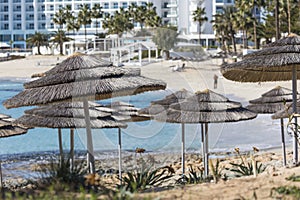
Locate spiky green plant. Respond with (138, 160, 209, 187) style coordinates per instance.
(35, 155, 87, 191)
(175, 165, 206, 185)
(228, 147, 266, 177)
(119, 165, 174, 193)
(273, 186, 300, 199)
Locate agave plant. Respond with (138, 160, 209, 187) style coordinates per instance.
(119, 165, 174, 193)
(228, 147, 266, 177)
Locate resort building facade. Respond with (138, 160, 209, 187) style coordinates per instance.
(0, 0, 235, 50)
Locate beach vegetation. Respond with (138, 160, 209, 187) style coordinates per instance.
(34, 155, 87, 191)
(26, 32, 49, 55)
(50, 30, 72, 55)
(227, 147, 266, 177)
(152, 26, 178, 60)
(286, 174, 300, 182)
(118, 156, 174, 192)
(175, 165, 205, 184)
(102, 8, 134, 38)
(176, 159, 227, 185)
(192, 5, 208, 46)
(272, 186, 300, 199)
(78, 4, 93, 50)
(128, 3, 161, 31)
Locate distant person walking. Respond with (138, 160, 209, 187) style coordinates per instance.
(214, 74, 218, 89)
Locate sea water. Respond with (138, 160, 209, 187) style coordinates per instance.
(0, 79, 292, 158)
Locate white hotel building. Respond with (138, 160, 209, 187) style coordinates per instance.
(0, 0, 235, 50)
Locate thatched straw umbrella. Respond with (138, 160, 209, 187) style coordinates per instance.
(246, 86, 299, 166)
(141, 89, 257, 177)
(0, 114, 28, 187)
(3, 53, 166, 173)
(15, 102, 127, 171)
(139, 89, 194, 176)
(221, 34, 300, 164)
(104, 101, 149, 183)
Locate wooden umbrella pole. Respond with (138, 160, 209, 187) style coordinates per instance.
(204, 123, 209, 177)
(70, 128, 74, 171)
(181, 123, 185, 177)
(83, 99, 95, 174)
(280, 118, 287, 166)
(58, 128, 63, 166)
(118, 128, 122, 185)
(292, 66, 298, 164)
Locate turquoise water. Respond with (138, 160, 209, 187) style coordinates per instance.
(0, 78, 292, 160)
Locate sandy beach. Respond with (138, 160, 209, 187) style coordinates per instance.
(1, 55, 300, 199)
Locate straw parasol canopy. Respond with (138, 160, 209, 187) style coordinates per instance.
(272, 101, 300, 119)
(151, 89, 257, 124)
(246, 86, 299, 166)
(246, 86, 297, 114)
(221, 34, 300, 82)
(3, 54, 166, 109)
(3, 53, 166, 174)
(0, 114, 27, 138)
(140, 89, 257, 177)
(221, 33, 300, 164)
(139, 88, 194, 116)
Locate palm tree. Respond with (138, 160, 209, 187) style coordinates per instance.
(212, 12, 230, 57)
(102, 8, 134, 37)
(52, 8, 66, 30)
(50, 30, 72, 55)
(192, 7, 208, 46)
(212, 6, 237, 54)
(235, 0, 266, 49)
(91, 3, 103, 35)
(26, 32, 49, 55)
(65, 6, 80, 52)
(144, 3, 162, 28)
(128, 3, 146, 30)
(78, 4, 92, 49)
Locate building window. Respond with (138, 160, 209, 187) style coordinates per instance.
(113, 2, 118, 9)
(3, 6, 9, 12)
(0, 0, 8, 3)
(3, 24, 9, 30)
(14, 14, 22, 20)
(28, 23, 34, 29)
(50, 5, 54, 11)
(216, 0, 223, 3)
(14, 34, 24, 41)
(103, 3, 109, 9)
(141, 2, 146, 6)
(13, 0, 21, 2)
(37, 0, 45, 2)
(0, 35, 11, 41)
(25, 0, 33, 2)
(4, 15, 9, 21)
(122, 2, 128, 8)
(216, 6, 223, 13)
(14, 24, 22, 30)
(39, 23, 46, 29)
(14, 5, 21, 11)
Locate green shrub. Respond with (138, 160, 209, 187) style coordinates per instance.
(227, 147, 266, 177)
(273, 186, 300, 199)
(118, 157, 174, 192)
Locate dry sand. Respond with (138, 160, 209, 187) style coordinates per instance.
(2, 55, 300, 199)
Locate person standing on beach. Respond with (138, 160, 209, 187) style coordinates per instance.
(214, 74, 218, 89)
